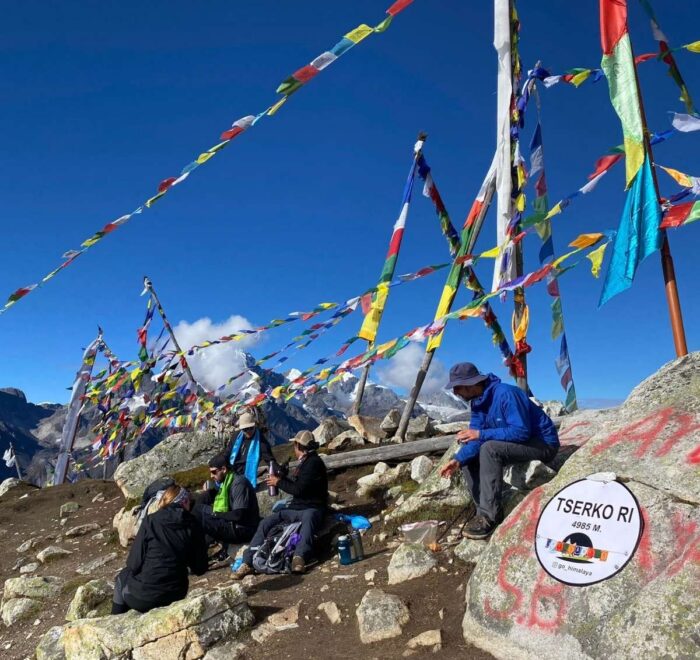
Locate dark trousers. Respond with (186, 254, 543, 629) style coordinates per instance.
(461, 438, 557, 522)
(242, 507, 324, 565)
(193, 504, 256, 545)
(112, 568, 157, 614)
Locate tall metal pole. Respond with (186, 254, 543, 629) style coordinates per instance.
(395, 173, 497, 441)
(627, 46, 688, 356)
(143, 276, 200, 389)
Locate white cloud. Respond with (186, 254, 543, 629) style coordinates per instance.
(376, 342, 448, 396)
(172, 315, 259, 395)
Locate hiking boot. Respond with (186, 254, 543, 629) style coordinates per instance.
(231, 563, 253, 580)
(462, 514, 496, 540)
(291, 556, 306, 574)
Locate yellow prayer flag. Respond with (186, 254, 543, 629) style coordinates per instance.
(270, 386, 285, 399)
(267, 96, 288, 116)
(345, 24, 373, 44)
(479, 245, 501, 259)
(196, 151, 216, 165)
(376, 338, 397, 355)
(659, 165, 693, 188)
(516, 192, 526, 212)
(571, 70, 592, 87)
(586, 242, 608, 278)
(358, 285, 389, 342)
(426, 284, 457, 351)
(684, 41, 700, 53)
(552, 249, 578, 269)
(568, 232, 604, 249)
(545, 203, 564, 221)
(511, 304, 530, 342)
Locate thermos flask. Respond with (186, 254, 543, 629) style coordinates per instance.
(267, 461, 278, 497)
(350, 530, 365, 561)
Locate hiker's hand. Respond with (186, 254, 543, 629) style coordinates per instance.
(440, 460, 460, 478)
(456, 429, 480, 444)
(266, 474, 280, 487)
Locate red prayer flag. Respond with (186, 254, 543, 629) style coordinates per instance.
(220, 125, 244, 141)
(158, 177, 177, 193)
(589, 153, 623, 179)
(661, 202, 692, 229)
(293, 65, 320, 83)
(387, 0, 413, 16)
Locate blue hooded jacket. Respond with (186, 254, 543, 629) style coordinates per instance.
(454, 374, 559, 465)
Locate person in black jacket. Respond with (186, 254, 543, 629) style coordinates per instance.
(233, 430, 328, 578)
(193, 453, 260, 545)
(111, 485, 208, 614)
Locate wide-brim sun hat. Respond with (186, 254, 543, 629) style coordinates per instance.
(237, 411, 256, 430)
(445, 362, 488, 389)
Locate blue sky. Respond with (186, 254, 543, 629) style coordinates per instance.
(0, 0, 698, 406)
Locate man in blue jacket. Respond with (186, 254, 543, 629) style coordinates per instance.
(440, 362, 559, 540)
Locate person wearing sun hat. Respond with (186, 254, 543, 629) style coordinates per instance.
(440, 362, 559, 540)
(224, 409, 275, 487)
(232, 429, 328, 578)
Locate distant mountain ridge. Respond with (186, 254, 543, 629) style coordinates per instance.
(0, 352, 468, 484)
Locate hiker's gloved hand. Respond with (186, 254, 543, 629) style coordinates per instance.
(456, 429, 480, 444)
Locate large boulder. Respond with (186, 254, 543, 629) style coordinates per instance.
(113, 506, 140, 548)
(356, 589, 410, 644)
(327, 430, 365, 452)
(66, 579, 114, 621)
(114, 431, 221, 500)
(312, 417, 350, 446)
(406, 414, 434, 441)
(356, 462, 410, 498)
(2, 576, 63, 626)
(380, 409, 401, 435)
(0, 478, 23, 498)
(462, 353, 700, 660)
(36, 583, 254, 660)
(385, 440, 474, 527)
(387, 542, 437, 584)
(347, 415, 386, 445)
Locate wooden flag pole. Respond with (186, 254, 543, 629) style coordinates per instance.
(395, 170, 497, 441)
(352, 133, 427, 416)
(143, 276, 200, 389)
(9, 441, 22, 480)
(628, 35, 688, 356)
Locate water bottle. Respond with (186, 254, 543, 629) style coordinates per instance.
(337, 535, 354, 565)
(350, 530, 365, 561)
(268, 461, 278, 497)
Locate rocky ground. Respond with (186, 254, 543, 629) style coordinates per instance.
(0, 466, 492, 659)
(3, 352, 698, 659)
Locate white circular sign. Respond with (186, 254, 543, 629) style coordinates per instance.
(535, 477, 643, 586)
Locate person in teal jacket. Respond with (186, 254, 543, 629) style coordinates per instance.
(440, 362, 559, 539)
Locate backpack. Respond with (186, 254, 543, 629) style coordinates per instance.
(251, 522, 302, 574)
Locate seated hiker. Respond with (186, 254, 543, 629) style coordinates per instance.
(225, 410, 276, 487)
(111, 485, 208, 615)
(232, 430, 328, 578)
(440, 362, 559, 540)
(194, 452, 260, 547)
